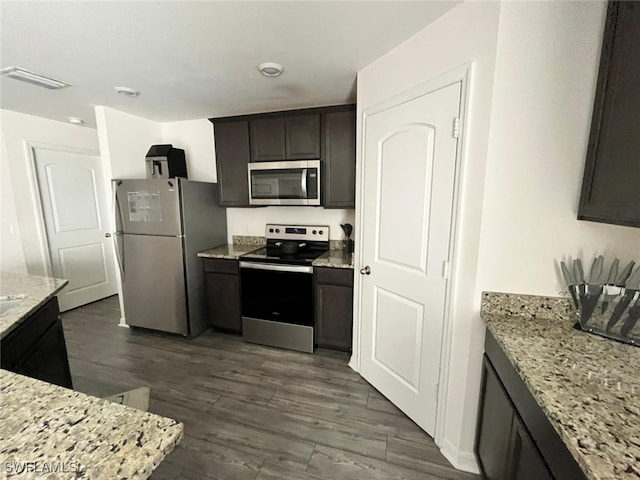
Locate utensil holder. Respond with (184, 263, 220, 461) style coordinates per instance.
(342, 239, 354, 254)
(573, 284, 640, 346)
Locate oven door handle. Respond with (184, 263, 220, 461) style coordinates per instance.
(239, 262, 313, 274)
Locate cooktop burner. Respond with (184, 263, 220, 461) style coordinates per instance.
(241, 224, 330, 265)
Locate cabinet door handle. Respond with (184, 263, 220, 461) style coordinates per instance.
(360, 266, 371, 275)
(104, 233, 112, 238)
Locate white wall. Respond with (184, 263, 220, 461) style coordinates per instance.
(477, 1, 640, 297)
(355, 1, 501, 472)
(161, 119, 216, 182)
(0, 128, 27, 273)
(0, 109, 100, 275)
(95, 106, 163, 180)
(226, 207, 355, 242)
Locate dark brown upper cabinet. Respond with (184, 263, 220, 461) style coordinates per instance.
(323, 107, 356, 208)
(212, 120, 251, 207)
(250, 113, 320, 162)
(249, 117, 286, 162)
(286, 114, 321, 159)
(579, 1, 640, 227)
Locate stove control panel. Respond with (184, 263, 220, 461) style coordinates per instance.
(265, 224, 329, 242)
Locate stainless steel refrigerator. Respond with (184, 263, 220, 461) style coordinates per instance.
(113, 178, 226, 337)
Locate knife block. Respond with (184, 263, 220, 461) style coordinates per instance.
(573, 284, 640, 347)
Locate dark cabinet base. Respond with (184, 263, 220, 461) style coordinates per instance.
(314, 267, 354, 351)
(1, 297, 73, 389)
(203, 258, 242, 334)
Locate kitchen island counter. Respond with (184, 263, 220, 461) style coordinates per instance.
(0, 271, 68, 340)
(482, 292, 640, 480)
(0, 369, 183, 479)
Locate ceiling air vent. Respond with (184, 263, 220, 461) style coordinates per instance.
(0, 67, 70, 89)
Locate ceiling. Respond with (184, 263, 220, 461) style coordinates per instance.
(0, 1, 459, 128)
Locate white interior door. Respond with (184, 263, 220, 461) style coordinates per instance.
(359, 82, 461, 437)
(34, 147, 117, 311)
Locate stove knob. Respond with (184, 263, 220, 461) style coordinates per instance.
(319, 230, 324, 235)
(275, 228, 280, 233)
(312, 230, 317, 235)
(269, 228, 274, 233)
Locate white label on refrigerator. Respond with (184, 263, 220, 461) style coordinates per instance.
(127, 191, 163, 222)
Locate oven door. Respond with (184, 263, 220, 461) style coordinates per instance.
(239, 262, 313, 326)
(248, 160, 320, 206)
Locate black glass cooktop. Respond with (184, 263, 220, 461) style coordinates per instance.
(241, 242, 328, 265)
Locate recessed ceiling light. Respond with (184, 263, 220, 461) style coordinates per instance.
(0, 67, 70, 90)
(258, 62, 284, 77)
(67, 117, 84, 125)
(115, 86, 140, 97)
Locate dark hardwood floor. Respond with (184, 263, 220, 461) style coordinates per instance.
(61, 296, 479, 480)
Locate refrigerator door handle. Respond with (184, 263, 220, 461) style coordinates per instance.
(112, 181, 125, 280)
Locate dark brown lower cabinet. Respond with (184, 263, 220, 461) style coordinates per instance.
(476, 357, 552, 480)
(1, 297, 73, 389)
(476, 333, 587, 480)
(314, 267, 354, 351)
(203, 258, 242, 333)
(509, 417, 553, 480)
(476, 357, 514, 480)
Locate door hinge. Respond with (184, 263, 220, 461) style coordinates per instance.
(452, 117, 460, 139)
(442, 261, 451, 280)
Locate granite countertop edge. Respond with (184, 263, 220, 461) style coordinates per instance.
(0, 272, 69, 340)
(481, 292, 640, 480)
(0, 369, 183, 479)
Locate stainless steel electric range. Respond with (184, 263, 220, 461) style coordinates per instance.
(239, 224, 329, 353)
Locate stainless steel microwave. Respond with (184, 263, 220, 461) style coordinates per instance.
(248, 160, 321, 206)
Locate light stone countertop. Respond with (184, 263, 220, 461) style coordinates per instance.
(482, 292, 640, 480)
(312, 250, 354, 269)
(0, 271, 69, 340)
(0, 370, 183, 479)
(197, 243, 262, 260)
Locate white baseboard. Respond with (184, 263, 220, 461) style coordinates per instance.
(440, 438, 480, 474)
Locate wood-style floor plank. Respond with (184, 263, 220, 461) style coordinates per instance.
(61, 295, 480, 480)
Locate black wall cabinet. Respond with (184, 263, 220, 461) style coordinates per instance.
(1, 297, 73, 389)
(203, 258, 242, 333)
(579, 1, 640, 227)
(314, 267, 354, 351)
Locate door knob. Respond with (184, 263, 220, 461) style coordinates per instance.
(360, 266, 371, 275)
(105, 233, 112, 238)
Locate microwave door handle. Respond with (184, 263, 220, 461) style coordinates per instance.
(301, 168, 308, 198)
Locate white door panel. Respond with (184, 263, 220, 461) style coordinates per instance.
(34, 147, 117, 311)
(360, 82, 461, 437)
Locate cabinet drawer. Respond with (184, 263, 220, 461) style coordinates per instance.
(203, 258, 239, 274)
(1, 297, 59, 368)
(315, 267, 353, 287)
